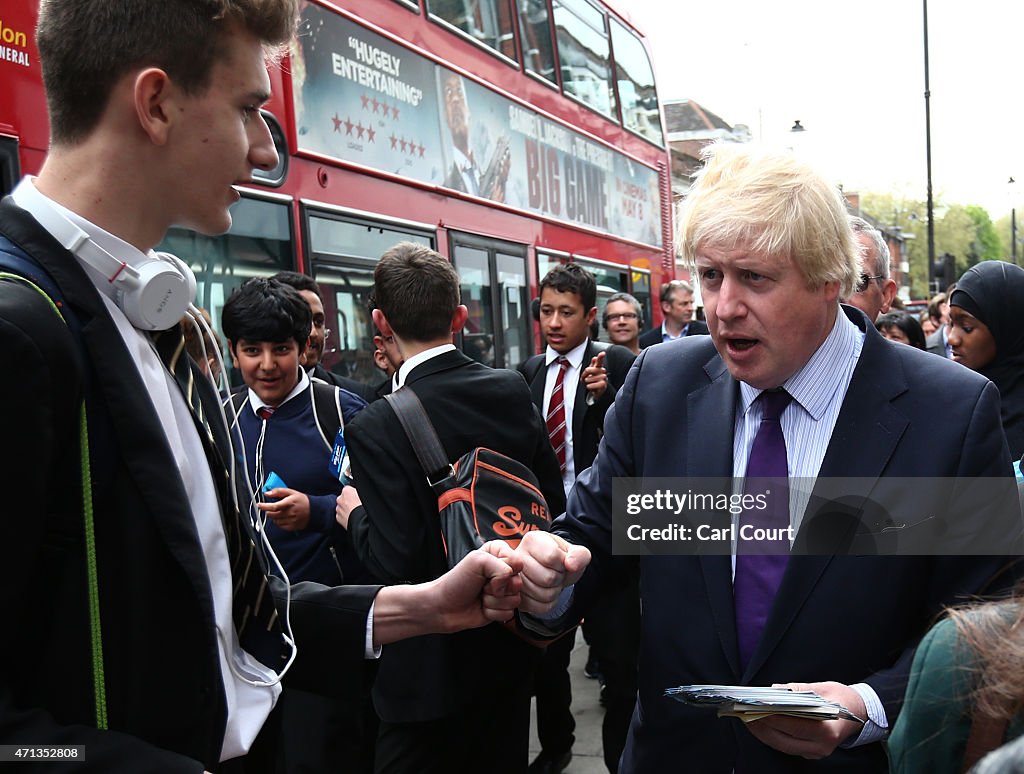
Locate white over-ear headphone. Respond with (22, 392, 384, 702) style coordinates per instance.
(27, 192, 196, 330)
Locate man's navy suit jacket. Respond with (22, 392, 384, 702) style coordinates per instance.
(638, 319, 709, 349)
(555, 305, 1021, 773)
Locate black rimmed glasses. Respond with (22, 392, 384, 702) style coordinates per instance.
(855, 273, 885, 294)
(604, 312, 639, 322)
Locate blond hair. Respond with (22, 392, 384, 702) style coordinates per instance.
(678, 144, 859, 297)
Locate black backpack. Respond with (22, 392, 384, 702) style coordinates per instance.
(384, 386, 553, 568)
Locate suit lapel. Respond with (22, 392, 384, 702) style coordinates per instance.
(689, 352, 744, 677)
(744, 310, 911, 677)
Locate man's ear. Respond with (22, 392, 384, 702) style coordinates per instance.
(372, 308, 394, 339)
(881, 280, 898, 315)
(228, 340, 240, 369)
(585, 306, 598, 327)
(451, 304, 469, 333)
(133, 67, 174, 145)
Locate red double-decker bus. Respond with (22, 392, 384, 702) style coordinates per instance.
(2, 0, 674, 387)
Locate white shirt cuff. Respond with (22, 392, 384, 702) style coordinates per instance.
(364, 599, 382, 660)
(840, 683, 888, 747)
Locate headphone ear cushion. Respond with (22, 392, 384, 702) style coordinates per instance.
(120, 259, 194, 330)
(155, 251, 198, 302)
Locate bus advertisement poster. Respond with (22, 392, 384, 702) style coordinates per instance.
(290, 2, 662, 247)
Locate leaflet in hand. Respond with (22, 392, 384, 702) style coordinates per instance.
(663, 685, 865, 724)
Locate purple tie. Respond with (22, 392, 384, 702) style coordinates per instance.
(734, 388, 793, 669)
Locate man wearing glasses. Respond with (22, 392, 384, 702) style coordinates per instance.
(602, 291, 644, 354)
(842, 216, 898, 323)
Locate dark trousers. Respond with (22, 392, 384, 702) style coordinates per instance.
(374, 667, 534, 774)
(533, 627, 576, 757)
(584, 576, 641, 773)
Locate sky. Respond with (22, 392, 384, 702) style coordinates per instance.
(624, 0, 1024, 222)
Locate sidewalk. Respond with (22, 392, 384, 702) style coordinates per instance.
(529, 629, 609, 774)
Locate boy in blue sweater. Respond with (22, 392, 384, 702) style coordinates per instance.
(222, 277, 368, 586)
(221, 277, 373, 771)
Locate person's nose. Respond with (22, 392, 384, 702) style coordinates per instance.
(714, 278, 745, 321)
(249, 112, 279, 173)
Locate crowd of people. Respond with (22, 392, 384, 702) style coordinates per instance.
(4, 2, 1024, 773)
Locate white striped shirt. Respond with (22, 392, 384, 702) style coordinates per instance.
(732, 308, 889, 745)
(733, 308, 864, 533)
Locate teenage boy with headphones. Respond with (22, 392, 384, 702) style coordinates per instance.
(222, 277, 376, 772)
(0, 1, 522, 770)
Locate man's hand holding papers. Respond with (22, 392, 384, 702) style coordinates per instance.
(666, 682, 867, 759)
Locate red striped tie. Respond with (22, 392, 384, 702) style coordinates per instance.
(257, 406, 275, 420)
(546, 357, 570, 474)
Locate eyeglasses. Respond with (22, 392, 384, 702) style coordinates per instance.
(604, 312, 638, 322)
(855, 274, 885, 294)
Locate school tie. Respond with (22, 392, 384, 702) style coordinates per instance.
(257, 406, 275, 420)
(733, 388, 793, 670)
(546, 356, 570, 474)
(151, 326, 286, 668)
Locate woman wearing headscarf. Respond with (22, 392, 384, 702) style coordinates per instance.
(947, 260, 1024, 459)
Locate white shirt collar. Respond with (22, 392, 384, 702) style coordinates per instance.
(545, 339, 589, 370)
(393, 343, 456, 390)
(248, 367, 309, 414)
(11, 177, 159, 309)
(739, 306, 862, 421)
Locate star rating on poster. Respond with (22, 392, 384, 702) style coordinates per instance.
(329, 96, 422, 156)
(356, 93, 402, 123)
(331, 114, 378, 144)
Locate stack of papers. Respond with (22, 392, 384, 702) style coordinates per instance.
(663, 685, 865, 724)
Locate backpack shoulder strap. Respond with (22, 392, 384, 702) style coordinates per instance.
(0, 237, 108, 729)
(310, 378, 343, 452)
(383, 387, 451, 483)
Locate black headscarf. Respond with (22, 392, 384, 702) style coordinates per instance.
(950, 260, 1024, 459)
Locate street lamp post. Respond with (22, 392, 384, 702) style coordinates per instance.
(923, 0, 936, 292)
(1011, 176, 1018, 265)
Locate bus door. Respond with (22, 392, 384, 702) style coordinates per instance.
(303, 205, 435, 390)
(572, 257, 651, 345)
(0, 136, 19, 196)
(449, 232, 532, 370)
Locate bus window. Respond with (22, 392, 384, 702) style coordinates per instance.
(517, 0, 557, 85)
(311, 261, 383, 389)
(306, 211, 433, 262)
(427, 0, 517, 62)
(304, 207, 435, 387)
(157, 195, 293, 354)
(454, 244, 495, 366)
(0, 136, 19, 197)
(451, 233, 530, 369)
(497, 250, 530, 367)
(610, 18, 664, 146)
(552, 0, 616, 120)
(631, 267, 652, 329)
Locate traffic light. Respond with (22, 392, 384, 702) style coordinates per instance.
(932, 253, 956, 291)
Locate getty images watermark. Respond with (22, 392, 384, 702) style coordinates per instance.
(611, 477, 1024, 557)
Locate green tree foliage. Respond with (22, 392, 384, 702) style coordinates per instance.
(859, 194, 1003, 296)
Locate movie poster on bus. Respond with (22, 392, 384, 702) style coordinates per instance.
(288, 2, 662, 248)
(290, 3, 445, 183)
(442, 76, 663, 247)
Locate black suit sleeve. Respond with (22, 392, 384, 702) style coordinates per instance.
(0, 283, 206, 772)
